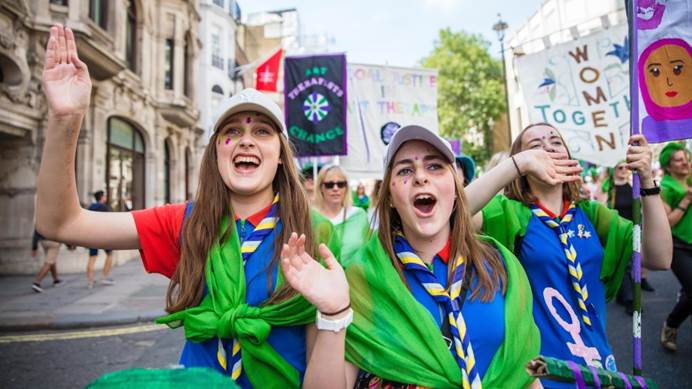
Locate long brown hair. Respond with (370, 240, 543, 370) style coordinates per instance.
(376, 158, 506, 301)
(505, 123, 581, 206)
(166, 120, 314, 313)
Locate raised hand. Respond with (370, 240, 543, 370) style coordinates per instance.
(42, 25, 92, 116)
(516, 149, 583, 186)
(281, 233, 350, 314)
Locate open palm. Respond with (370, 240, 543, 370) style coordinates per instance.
(42, 25, 92, 116)
(281, 233, 350, 314)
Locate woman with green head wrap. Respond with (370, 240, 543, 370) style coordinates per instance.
(658, 142, 692, 353)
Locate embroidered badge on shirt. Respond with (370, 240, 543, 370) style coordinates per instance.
(577, 224, 592, 239)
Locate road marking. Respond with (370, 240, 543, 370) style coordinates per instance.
(0, 323, 168, 344)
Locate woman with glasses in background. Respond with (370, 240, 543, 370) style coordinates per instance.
(314, 165, 370, 262)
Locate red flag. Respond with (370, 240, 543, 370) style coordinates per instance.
(255, 49, 283, 92)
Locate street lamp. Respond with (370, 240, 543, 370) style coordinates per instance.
(493, 13, 512, 149)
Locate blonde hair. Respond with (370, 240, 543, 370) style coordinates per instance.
(505, 123, 581, 206)
(314, 165, 353, 211)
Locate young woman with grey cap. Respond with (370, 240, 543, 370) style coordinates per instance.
(466, 123, 672, 388)
(35, 24, 334, 388)
(278, 125, 580, 388)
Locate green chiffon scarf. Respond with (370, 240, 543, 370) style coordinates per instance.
(343, 235, 540, 388)
(156, 213, 334, 388)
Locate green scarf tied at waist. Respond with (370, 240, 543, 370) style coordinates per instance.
(343, 235, 540, 388)
(156, 216, 316, 388)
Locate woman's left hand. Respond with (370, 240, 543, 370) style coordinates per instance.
(626, 134, 654, 185)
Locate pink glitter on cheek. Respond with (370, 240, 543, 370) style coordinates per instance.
(225, 138, 231, 145)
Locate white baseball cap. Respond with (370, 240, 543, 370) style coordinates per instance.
(211, 88, 287, 136)
(383, 125, 455, 169)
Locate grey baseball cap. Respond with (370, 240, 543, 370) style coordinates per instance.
(211, 88, 287, 136)
(383, 125, 455, 168)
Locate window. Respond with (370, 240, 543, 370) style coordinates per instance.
(50, 0, 68, 5)
(211, 32, 223, 69)
(183, 34, 191, 97)
(185, 147, 192, 200)
(213, 0, 224, 7)
(164, 39, 174, 90)
(164, 139, 172, 203)
(211, 85, 224, 112)
(126, 1, 136, 71)
(107, 118, 145, 211)
(89, 0, 108, 30)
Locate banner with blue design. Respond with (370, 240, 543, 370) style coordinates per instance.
(516, 25, 629, 167)
(631, 0, 692, 143)
(284, 54, 348, 156)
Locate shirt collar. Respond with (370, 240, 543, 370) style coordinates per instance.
(235, 201, 273, 227)
(534, 198, 572, 220)
(436, 238, 452, 264)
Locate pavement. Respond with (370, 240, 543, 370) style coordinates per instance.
(0, 258, 169, 331)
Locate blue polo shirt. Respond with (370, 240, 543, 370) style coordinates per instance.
(404, 241, 505, 379)
(520, 203, 616, 388)
(178, 208, 306, 388)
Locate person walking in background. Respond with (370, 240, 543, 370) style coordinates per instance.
(659, 142, 692, 352)
(86, 190, 114, 289)
(314, 165, 370, 262)
(31, 229, 63, 292)
(352, 182, 370, 211)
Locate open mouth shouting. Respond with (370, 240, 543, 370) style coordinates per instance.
(233, 153, 261, 174)
(412, 193, 437, 217)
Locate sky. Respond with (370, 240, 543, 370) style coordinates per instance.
(238, 0, 545, 68)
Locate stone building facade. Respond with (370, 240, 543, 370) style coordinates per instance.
(0, 0, 202, 274)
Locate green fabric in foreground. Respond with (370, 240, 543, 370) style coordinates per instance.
(86, 368, 239, 388)
(482, 195, 633, 302)
(326, 207, 371, 264)
(156, 215, 318, 388)
(661, 175, 692, 244)
(343, 234, 540, 388)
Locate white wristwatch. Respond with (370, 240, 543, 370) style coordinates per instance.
(316, 308, 353, 332)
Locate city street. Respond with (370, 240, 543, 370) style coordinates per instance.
(0, 269, 689, 388)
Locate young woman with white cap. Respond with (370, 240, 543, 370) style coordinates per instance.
(35, 25, 332, 388)
(280, 125, 582, 388)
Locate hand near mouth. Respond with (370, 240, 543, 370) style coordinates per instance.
(516, 149, 583, 186)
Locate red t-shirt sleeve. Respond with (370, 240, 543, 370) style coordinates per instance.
(132, 203, 187, 278)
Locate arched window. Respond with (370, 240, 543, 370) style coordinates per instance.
(107, 117, 145, 211)
(164, 139, 172, 203)
(126, 0, 137, 71)
(211, 84, 224, 112)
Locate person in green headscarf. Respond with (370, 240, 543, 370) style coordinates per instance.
(280, 125, 552, 388)
(658, 142, 692, 353)
(34, 25, 333, 389)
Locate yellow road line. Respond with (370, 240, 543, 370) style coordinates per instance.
(0, 323, 168, 344)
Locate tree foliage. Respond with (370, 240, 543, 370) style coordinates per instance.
(421, 28, 506, 165)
